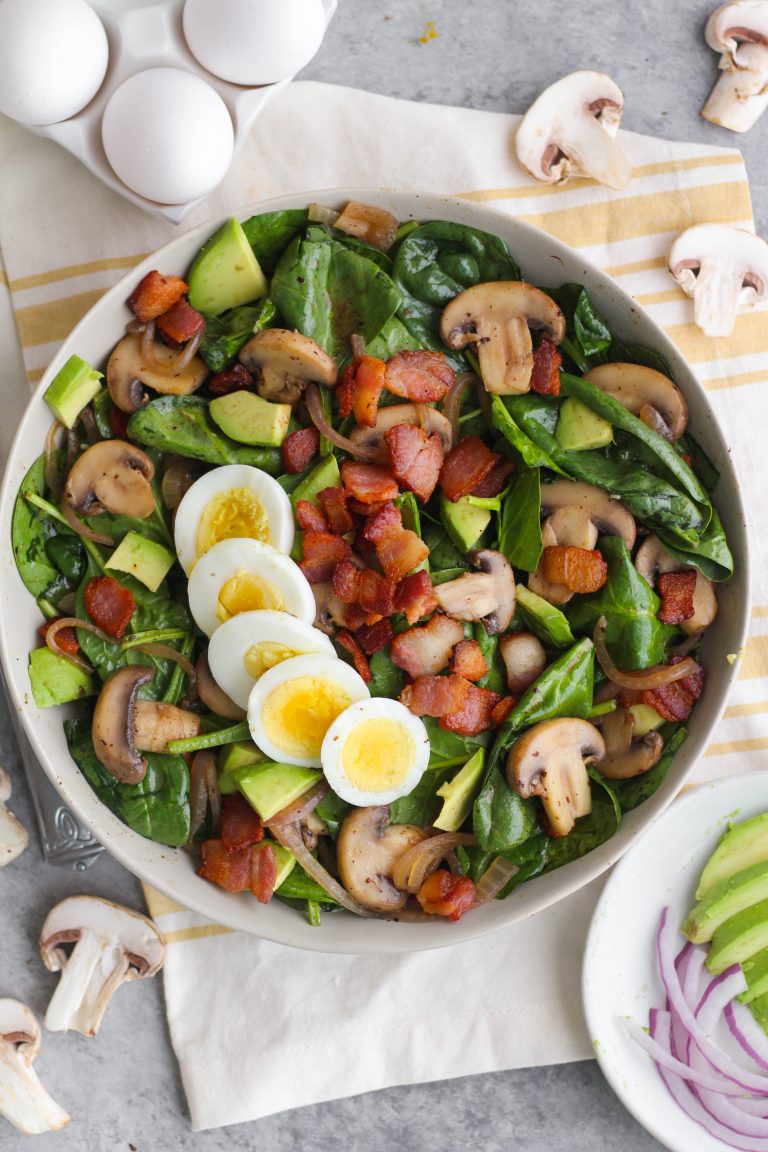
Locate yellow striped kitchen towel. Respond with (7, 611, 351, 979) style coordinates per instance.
(0, 82, 766, 1128)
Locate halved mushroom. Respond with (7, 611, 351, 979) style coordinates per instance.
(434, 548, 516, 634)
(239, 329, 338, 404)
(336, 806, 427, 913)
(583, 363, 688, 441)
(439, 282, 565, 395)
(133, 700, 202, 752)
(0, 1000, 70, 1134)
(499, 632, 547, 695)
(334, 201, 399, 251)
(40, 896, 165, 1037)
(668, 224, 768, 338)
(349, 403, 453, 457)
(195, 651, 246, 721)
(515, 70, 632, 189)
(702, 2, 768, 132)
(0, 765, 27, 867)
(635, 534, 718, 636)
(64, 439, 156, 520)
(508, 717, 605, 838)
(596, 708, 664, 780)
(107, 333, 208, 413)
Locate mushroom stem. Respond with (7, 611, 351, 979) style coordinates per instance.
(702, 40, 768, 132)
(0, 1001, 70, 1134)
(0, 767, 28, 867)
(44, 932, 130, 1036)
(690, 262, 745, 339)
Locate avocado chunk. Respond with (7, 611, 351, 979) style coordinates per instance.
(628, 703, 665, 737)
(105, 532, 175, 593)
(684, 861, 768, 944)
(187, 218, 268, 315)
(218, 740, 265, 794)
(696, 813, 768, 899)
(272, 843, 297, 890)
(707, 897, 768, 974)
(515, 583, 575, 647)
(210, 391, 291, 447)
(555, 397, 613, 451)
(440, 493, 491, 554)
(44, 355, 103, 429)
(290, 454, 341, 506)
(434, 748, 485, 832)
(29, 647, 97, 709)
(739, 947, 768, 1004)
(238, 763, 322, 821)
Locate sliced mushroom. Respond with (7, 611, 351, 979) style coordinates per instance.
(439, 282, 565, 395)
(702, 2, 768, 132)
(0, 765, 27, 867)
(499, 632, 547, 695)
(133, 700, 202, 753)
(337, 806, 427, 912)
(195, 652, 246, 721)
(635, 534, 718, 636)
(596, 708, 664, 780)
(434, 548, 516, 634)
(40, 896, 165, 1036)
(515, 70, 632, 189)
(64, 439, 156, 520)
(334, 201, 399, 251)
(508, 717, 605, 838)
(239, 329, 338, 404)
(0, 1000, 70, 1134)
(107, 333, 208, 413)
(349, 403, 453, 457)
(668, 224, 768, 338)
(584, 363, 688, 441)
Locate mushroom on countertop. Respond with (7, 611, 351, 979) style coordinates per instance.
(439, 282, 565, 395)
(515, 70, 632, 190)
(434, 548, 516, 634)
(634, 534, 718, 636)
(239, 328, 338, 404)
(64, 438, 156, 520)
(668, 224, 768, 338)
(595, 708, 664, 780)
(107, 332, 209, 413)
(336, 806, 427, 913)
(583, 362, 689, 441)
(0, 1000, 70, 1134)
(508, 717, 606, 838)
(702, 1, 768, 132)
(0, 765, 27, 867)
(40, 896, 165, 1037)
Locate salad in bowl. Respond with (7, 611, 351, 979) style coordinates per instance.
(2, 191, 747, 949)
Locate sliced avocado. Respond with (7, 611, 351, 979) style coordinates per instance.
(696, 813, 768, 899)
(434, 748, 485, 832)
(707, 897, 768, 974)
(440, 493, 491, 554)
(628, 703, 665, 738)
(290, 454, 341, 506)
(187, 218, 267, 315)
(749, 990, 768, 1032)
(515, 583, 575, 647)
(44, 355, 103, 429)
(739, 948, 768, 1004)
(29, 647, 97, 709)
(238, 763, 322, 821)
(209, 391, 291, 447)
(555, 397, 613, 451)
(272, 843, 297, 890)
(684, 861, 768, 944)
(218, 741, 265, 794)
(105, 532, 175, 593)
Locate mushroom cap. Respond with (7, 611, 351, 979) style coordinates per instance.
(0, 999, 40, 1058)
(0, 766, 28, 868)
(107, 333, 208, 413)
(668, 224, 768, 337)
(337, 806, 427, 912)
(509, 717, 606, 797)
(433, 548, 516, 633)
(40, 896, 165, 977)
(133, 700, 202, 753)
(584, 362, 689, 441)
(515, 70, 631, 190)
(92, 665, 154, 784)
(540, 479, 636, 547)
(706, 1, 768, 54)
(498, 632, 547, 695)
(64, 439, 156, 519)
(239, 328, 338, 403)
(349, 402, 453, 455)
(599, 730, 664, 780)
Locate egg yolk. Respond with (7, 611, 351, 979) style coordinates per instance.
(196, 488, 269, 559)
(261, 677, 352, 759)
(217, 570, 285, 621)
(339, 719, 416, 792)
(244, 642, 302, 680)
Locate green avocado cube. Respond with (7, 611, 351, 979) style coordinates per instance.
(218, 741, 266, 794)
(105, 532, 175, 592)
(273, 843, 297, 890)
(290, 454, 341, 506)
(187, 218, 267, 315)
(237, 763, 322, 821)
(555, 397, 613, 451)
(44, 355, 103, 429)
(209, 391, 291, 447)
(440, 493, 491, 554)
(29, 647, 97, 709)
(434, 748, 486, 832)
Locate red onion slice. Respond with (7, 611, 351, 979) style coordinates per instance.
(727, 1002, 768, 1075)
(131, 642, 196, 680)
(60, 499, 114, 546)
(441, 371, 475, 449)
(594, 617, 698, 690)
(45, 617, 99, 674)
(266, 780, 330, 829)
(270, 821, 381, 918)
(391, 832, 476, 895)
(625, 1013, 746, 1096)
(305, 382, 378, 461)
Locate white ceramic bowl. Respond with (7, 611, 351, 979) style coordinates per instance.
(0, 189, 750, 954)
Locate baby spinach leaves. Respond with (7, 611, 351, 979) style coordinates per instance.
(498, 468, 543, 573)
(199, 298, 276, 373)
(12, 456, 65, 598)
(241, 209, 309, 276)
(127, 396, 281, 473)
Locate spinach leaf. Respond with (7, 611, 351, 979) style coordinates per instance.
(460, 832, 549, 894)
(473, 764, 537, 853)
(368, 648, 405, 699)
(390, 764, 456, 825)
(241, 209, 309, 276)
(547, 284, 611, 361)
(541, 795, 619, 870)
(423, 523, 468, 575)
(45, 535, 85, 584)
(315, 791, 352, 838)
(364, 316, 422, 359)
(276, 862, 339, 904)
(12, 456, 65, 597)
(492, 395, 565, 473)
(128, 397, 281, 473)
(612, 727, 687, 811)
(658, 507, 733, 582)
(474, 624, 507, 694)
(516, 584, 575, 647)
(498, 468, 542, 573)
(423, 716, 491, 770)
(676, 432, 720, 495)
(199, 299, 276, 373)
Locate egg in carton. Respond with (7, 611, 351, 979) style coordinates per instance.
(0, 0, 336, 223)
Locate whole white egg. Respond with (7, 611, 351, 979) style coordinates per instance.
(321, 698, 430, 807)
(182, 0, 326, 86)
(174, 464, 294, 576)
(101, 69, 234, 204)
(0, 0, 108, 125)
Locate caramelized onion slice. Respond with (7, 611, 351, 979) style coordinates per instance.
(441, 371, 476, 449)
(475, 856, 519, 905)
(271, 821, 381, 918)
(131, 642, 195, 680)
(59, 499, 114, 546)
(593, 616, 697, 690)
(305, 382, 378, 461)
(266, 779, 329, 829)
(44, 616, 101, 674)
(391, 832, 476, 895)
(188, 749, 220, 843)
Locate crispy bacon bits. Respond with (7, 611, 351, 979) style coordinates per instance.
(385, 423, 444, 503)
(250, 842, 277, 904)
(341, 461, 399, 505)
(208, 362, 254, 395)
(449, 639, 489, 682)
(491, 696, 517, 727)
(390, 614, 464, 678)
(440, 682, 501, 736)
(83, 576, 136, 640)
(300, 531, 350, 584)
(657, 569, 697, 625)
(400, 674, 470, 718)
(530, 337, 563, 396)
(40, 619, 79, 656)
(416, 870, 476, 921)
(394, 570, 438, 625)
(198, 837, 276, 902)
(220, 793, 264, 851)
(337, 355, 387, 428)
(384, 350, 454, 403)
(156, 297, 205, 344)
(439, 435, 499, 503)
(362, 502, 429, 581)
(541, 546, 608, 594)
(643, 657, 705, 723)
(127, 270, 188, 323)
(356, 618, 394, 655)
(336, 630, 373, 684)
(317, 486, 355, 535)
(295, 499, 329, 533)
(282, 426, 320, 474)
(471, 458, 515, 498)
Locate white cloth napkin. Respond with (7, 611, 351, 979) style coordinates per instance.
(2, 81, 768, 1131)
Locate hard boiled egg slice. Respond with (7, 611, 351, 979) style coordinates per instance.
(321, 698, 430, 807)
(188, 539, 314, 637)
(248, 654, 370, 768)
(174, 464, 294, 575)
(207, 609, 335, 711)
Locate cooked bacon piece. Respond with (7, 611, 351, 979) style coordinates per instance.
(391, 614, 464, 678)
(471, 458, 515, 498)
(416, 870, 476, 921)
(658, 570, 697, 625)
(361, 501, 429, 581)
(250, 842, 277, 903)
(299, 531, 350, 584)
(282, 426, 320, 474)
(617, 688, 643, 708)
(156, 297, 205, 344)
(40, 619, 79, 656)
(491, 696, 517, 727)
(643, 657, 705, 722)
(400, 673, 470, 717)
(110, 405, 130, 438)
(332, 558, 362, 604)
(337, 355, 386, 428)
(530, 337, 563, 396)
(127, 270, 188, 322)
(541, 546, 608, 594)
(336, 629, 372, 684)
(440, 682, 501, 736)
(384, 350, 454, 403)
(208, 362, 254, 395)
(295, 499, 329, 533)
(356, 618, 394, 655)
(330, 597, 374, 631)
(449, 639, 490, 683)
(358, 570, 396, 617)
(220, 793, 264, 851)
(347, 498, 386, 517)
(317, 486, 355, 535)
(385, 423, 444, 503)
(341, 461, 399, 505)
(198, 839, 251, 892)
(83, 576, 136, 640)
(439, 435, 499, 503)
(394, 569, 438, 625)
(361, 501, 402, 544)
(670, 655, 706, 700)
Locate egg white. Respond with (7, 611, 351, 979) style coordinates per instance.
(174, 464, 294, 575)
(188, 538, 315, 637)
(321, 698, 430, 807)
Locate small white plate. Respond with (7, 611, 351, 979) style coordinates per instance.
(583, 771, 768, 1152)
